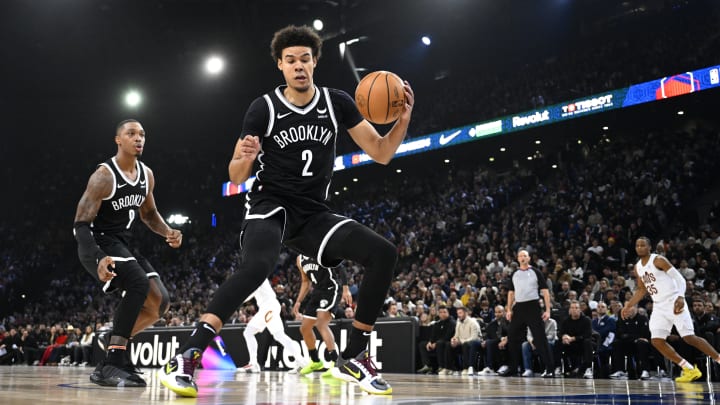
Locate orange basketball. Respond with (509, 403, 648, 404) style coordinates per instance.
(355, 71, 405, 125)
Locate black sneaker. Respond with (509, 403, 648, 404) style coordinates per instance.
(90, 360, 105, 381)
(122, 350, 144, 375)
(90, 363, 147, 387)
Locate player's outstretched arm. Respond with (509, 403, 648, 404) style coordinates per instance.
(139, 168, 182, 248)
(347, 82, 414, 165)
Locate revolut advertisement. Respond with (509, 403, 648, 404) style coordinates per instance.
(95, 318, 417, 373)
(223, 65, 720, 196)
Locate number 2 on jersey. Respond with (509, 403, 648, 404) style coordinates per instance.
(301, 149, 313, 177)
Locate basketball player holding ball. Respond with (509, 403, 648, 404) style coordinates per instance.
(160, 25, 413, 397)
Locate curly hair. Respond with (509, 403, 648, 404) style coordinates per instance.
(270, 25, 322, 62)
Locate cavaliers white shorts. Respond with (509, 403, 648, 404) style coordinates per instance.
(649, 304, 695, 339)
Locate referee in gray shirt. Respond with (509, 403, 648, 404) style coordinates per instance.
(499, 249, 555, 377)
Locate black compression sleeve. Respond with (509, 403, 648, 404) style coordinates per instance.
(73, 222, 107, 263)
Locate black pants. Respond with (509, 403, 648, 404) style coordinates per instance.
(483, 338, 507, 370)
(507, 301, 554, 374)
(611, 338, 651, 376)
(460, 340, 482, 369)
(557, 339, 593, 371)
(419, 340, 453, 370)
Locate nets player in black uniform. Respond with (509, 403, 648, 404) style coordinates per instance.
(73, 119, 181, 387)
(294, 255, 351, 376)
(160, 25, 413, 397)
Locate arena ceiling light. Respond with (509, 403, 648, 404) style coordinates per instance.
(204, 55, 225, 75)
(167, 214, 190, 225)
(124, 90, 142, 108)
(421, 36, 431, 46)
(313, 19, 324, 31)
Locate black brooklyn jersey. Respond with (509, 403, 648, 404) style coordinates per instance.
(298, 255, 347, 291)
(241, 85, 363, 206)
(91, 157, 148, 237)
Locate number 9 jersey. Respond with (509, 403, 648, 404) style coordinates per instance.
(241, 85, 363, 209)
(92, 157, 149, 239)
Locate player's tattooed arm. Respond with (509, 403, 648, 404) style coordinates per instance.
(73, 167, 115, 281)
(74, 166, 114, 222)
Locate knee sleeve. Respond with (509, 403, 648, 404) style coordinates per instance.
(113, 265, 150, 338)
(206, 217, 284, 322)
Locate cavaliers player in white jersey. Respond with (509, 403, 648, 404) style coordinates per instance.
(160, 25, 413, 397)
(238, 279, 307, 373)
(73, 119, 182, 387)
(622, 237, 720, 382)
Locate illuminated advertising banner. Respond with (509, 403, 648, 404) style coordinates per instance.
(623, 66, 720, 106)
(94, 318, 417, 373)
(223, 64, 720, 197)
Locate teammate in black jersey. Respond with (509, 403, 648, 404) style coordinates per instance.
(294, 255, 351, 376)
(160, 25, 413, 397)
(73, 119, 181, 387)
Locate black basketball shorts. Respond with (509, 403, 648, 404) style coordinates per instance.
(302, 287, 340, 319)
(79, 234, 159, 293)
(242, 195, 355, 267)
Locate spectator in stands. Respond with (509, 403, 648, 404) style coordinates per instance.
(417, 306, 456, 375)
(692, 298, 719, 347)
(20, 327, 40, 366)
(450, 307, 482, 376)
(74, 325, 95, 367)
(609, 304, 651, 380)
(476, 298, 493, 324)
(591, 302, 616, 377)
(556, 281, 572, 304)
(0, 327, 22, 365)
(477, 305, 509, 376)
(557, 301, 593, 379)
(679, 260, 696, 282)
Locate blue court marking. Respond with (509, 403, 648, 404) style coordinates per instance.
(489, 392, 719, 404)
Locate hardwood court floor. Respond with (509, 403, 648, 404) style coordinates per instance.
(1, 365, 719, 404)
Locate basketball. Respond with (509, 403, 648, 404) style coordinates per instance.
(355, 71, 406, 125)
